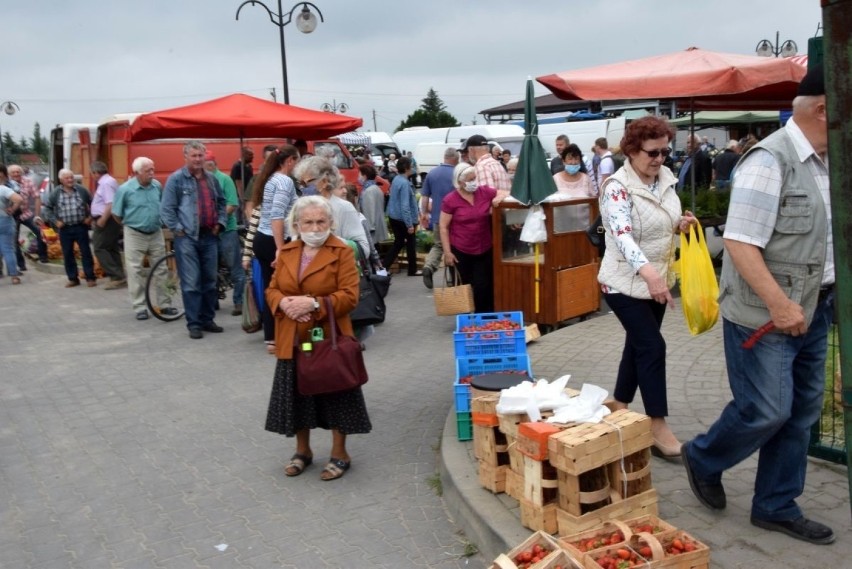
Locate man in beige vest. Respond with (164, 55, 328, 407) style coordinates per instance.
(682, 64, 834, 545)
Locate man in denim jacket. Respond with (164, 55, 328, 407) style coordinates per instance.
(161, 141, 227, 339)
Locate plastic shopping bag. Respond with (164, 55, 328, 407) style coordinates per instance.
(679, 221, 719, 335)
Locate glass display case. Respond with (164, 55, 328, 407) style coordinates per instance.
(492, 197, 601, 330)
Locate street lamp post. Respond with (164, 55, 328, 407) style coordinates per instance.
(235, 1, 324, 105)
(320, 100, 348, 114)
(0, 101, 21, 165)
(755, 31, 798, 58)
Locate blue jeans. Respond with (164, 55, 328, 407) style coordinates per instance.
(59, 224, 96, 282)
(219, 230, 245, 306)
(688, 293, 833, 521)
(173, 232, 219, 330)
(0, 216, 19, 277)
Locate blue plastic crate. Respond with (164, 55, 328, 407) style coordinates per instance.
(456, 412, 473, 441)
(454, 312, 526, 357)
(455, 354, 533, 383)
(454, 381, 471, 412)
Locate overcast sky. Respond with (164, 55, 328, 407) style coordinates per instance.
(2, 0, 823, 142)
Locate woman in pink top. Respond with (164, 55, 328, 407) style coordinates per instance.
(439, 164, 498, 313)
(552, 143, 596, 197)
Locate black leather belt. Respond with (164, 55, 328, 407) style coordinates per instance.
(131, 227, 157, 235)
(818, 284, 834, 303)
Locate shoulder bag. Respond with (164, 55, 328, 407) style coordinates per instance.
(295, 297, 369, 396)
(349, 244, 387, 326)
(433, 266, 474, 316)
(241, 270, 262, 333)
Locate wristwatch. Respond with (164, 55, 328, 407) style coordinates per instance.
(310, 297, 320, 312)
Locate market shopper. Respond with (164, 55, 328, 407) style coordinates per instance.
(597, 116, 696, 460)
(440, 163, 501, 313)
(90, 161, 127, 289)
(682, 65, 835, 545)
(0, 166, 24, 285)
(419, 146, 459, 289)
(381, 156, 419, 275)
(552, 143, 596, 197)
(264, 195, 370, 481)
(8, 164, 48, 266)
(42, 169, 98, 288)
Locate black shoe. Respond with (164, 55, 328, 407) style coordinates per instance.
(201, 322, 223, 333)
(136, 311, 149, 321)
(18, 265, 27, 272)
(189, 328, 203, 339)
(681, 440, 726, 510)
(422, 266, 433, 290)
(751, 516, 835, 545)
(160, 307, 179, 316)
(39, 258, 49, 264)
(231, 304, 243, 316)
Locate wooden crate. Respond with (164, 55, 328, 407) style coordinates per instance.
(505, 468, 523, 501)
(491, 530, 562, 569)
(474, 424, 510, 467)
(556, 489, 659, 536)
(645, 530, 710, 569)
(517, 422, 563, 461)
(522, 455, 559, 507)
(548, 410, 652, 476)
(535, 549, 582, 569)
(478, 461, 509, 494)
(519, 497, 559, 534)
(473, 394, 501, 427)
(608, 448, 652, 499)
(559, 515, 676, 563)
(507, 435, 526, 474)
(557, 465, 620, 516)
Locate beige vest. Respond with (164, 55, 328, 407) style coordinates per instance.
(597, 161, 681, 298)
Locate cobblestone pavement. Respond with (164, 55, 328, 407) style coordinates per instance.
(1, 267, 486, 568)
(444, 296, 852, 568)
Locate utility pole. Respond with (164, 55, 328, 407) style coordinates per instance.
(372, 110, 377, 131)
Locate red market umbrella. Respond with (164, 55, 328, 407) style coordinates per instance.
(129, 93, 363, 141)
(537, 47, 807, 111)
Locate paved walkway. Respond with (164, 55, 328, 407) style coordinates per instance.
(441, 294, 852, 568)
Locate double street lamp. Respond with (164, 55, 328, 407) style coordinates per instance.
(755, 31, 798, 58)
(320, 100, 348, 114)
(0, 100, 20, 164)
(235, 1, 324, 105)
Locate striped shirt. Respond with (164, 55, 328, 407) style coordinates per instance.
(724, 117, 832, 285)
(474, 155, 511, 194)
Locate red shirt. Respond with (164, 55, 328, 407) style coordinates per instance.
(441, 186, 497, 255)
(196, 175, 218, 230)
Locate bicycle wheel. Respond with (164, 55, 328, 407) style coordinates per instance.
(145, 252, 185, 322)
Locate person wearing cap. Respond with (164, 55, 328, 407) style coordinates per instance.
(90, 161, 127, 289)
(204, 151, 246, 316)
(682, 64, 835, 545)
(462, 134, 511, 194)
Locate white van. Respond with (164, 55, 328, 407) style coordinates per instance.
(444, 124, 525, 157)
(362, 131, 400, 167)
(412, 142, 458, 177)
(392, 127, 450, 155)
(538, 117, 626, 160)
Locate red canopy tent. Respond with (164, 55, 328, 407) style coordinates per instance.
(129, 93, 362, 141)
(537, 47, 807, 111)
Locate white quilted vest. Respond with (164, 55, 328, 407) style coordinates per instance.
(597, 161, 681, 299)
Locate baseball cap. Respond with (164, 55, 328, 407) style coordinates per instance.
(204, 151, 216, 161)
(461, 134, 488, 151)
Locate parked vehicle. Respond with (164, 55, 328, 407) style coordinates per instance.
(537, 117, 626, 161)
(47, 123, 98, 187)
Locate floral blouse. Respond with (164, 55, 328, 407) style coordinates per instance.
(601, 178, 662, 273)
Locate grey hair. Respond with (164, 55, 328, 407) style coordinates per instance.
(90, 161, 109, 174)
(443, 147, 459, 160)
(725, 139, 739, 150)
(293, 155, 338, 192)
(132, 156, 154, 174)
(58, 168, 75, 179)
(506, 157, 519, 170)
(453, 163, 475, 189)
(183, 140, 206, 155)
(287, 195, 335, 236)
(7, 164, 23, 175)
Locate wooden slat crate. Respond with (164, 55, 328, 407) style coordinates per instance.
(559, 515, 676, 563)
(548, 410, 652, 476)
(491, 530, 563, 569)
(556, 489, 659, 536)
(478, 461, 509, 494)
(474, 424, 510, 467)
(581, 530, 709, 569)
(608, 448, 652, 499)
(505, 468, 523, 501)
(522, 455, 559, 507)
(519, 497, 559, 534)
(507, 435, 526, 473)
(557, 465, 621, 516)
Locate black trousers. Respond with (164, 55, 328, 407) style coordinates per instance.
(604, 292, 668, 417)
(253, 232, 278, 343)
(451, 246, 494, 314)
(383, 218, 418, 275)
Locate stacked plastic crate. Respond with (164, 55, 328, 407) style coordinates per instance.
(453, 311, 530, 441)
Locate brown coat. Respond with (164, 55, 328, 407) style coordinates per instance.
(265, 236, 359, 359)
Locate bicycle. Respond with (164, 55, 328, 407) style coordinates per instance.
(145, 243, 235, 323)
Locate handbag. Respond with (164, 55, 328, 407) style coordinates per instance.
(241, 272, 262, 333)
(433, 266, 474, 316)
(679, 221, 719, 335)
(295, 297, 369, 396)
(349, 244, 387, 326)
(586, 214, 606, 257)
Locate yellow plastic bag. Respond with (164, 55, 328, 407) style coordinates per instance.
(679, 221, 719, 335)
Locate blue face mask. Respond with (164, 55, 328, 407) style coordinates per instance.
(564, 164, 582, 175)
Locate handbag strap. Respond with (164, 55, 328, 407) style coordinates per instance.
(442, 265, 464, 287)
(291, 296, 343, 349)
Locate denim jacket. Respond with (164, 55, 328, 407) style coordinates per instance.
(160, 167, 227, 239)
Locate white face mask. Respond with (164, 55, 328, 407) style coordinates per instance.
(464, 181, 478, 192)
(300, 229, 330, 247)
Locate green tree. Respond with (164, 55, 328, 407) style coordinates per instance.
(2, 132, 19, 155)
(17, 136, 31, 153)
(396, 88, 459, 132)
(30, 122, 49, 161)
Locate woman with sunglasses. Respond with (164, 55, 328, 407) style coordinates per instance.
(597, 116, 697, 460)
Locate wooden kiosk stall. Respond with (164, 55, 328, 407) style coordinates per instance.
(492, 197, 601, 331)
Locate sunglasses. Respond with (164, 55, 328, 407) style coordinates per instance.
(640, 147, 672, 159)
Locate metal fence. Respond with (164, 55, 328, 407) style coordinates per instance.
(809, 324, 847, 464)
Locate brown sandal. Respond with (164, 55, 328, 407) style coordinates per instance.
(320, 458, 351, 481)
(284, 453, 312, 477)
(11, 277, 21, 285)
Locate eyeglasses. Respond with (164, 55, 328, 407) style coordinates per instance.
(639, 147, 672, 159)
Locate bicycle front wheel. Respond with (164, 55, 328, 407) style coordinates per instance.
(145, 252, 185, 322)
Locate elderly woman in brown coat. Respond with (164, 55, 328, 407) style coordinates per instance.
(265, 195, 371, 481)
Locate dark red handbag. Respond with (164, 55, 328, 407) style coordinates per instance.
(294, 297, 369, 396)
